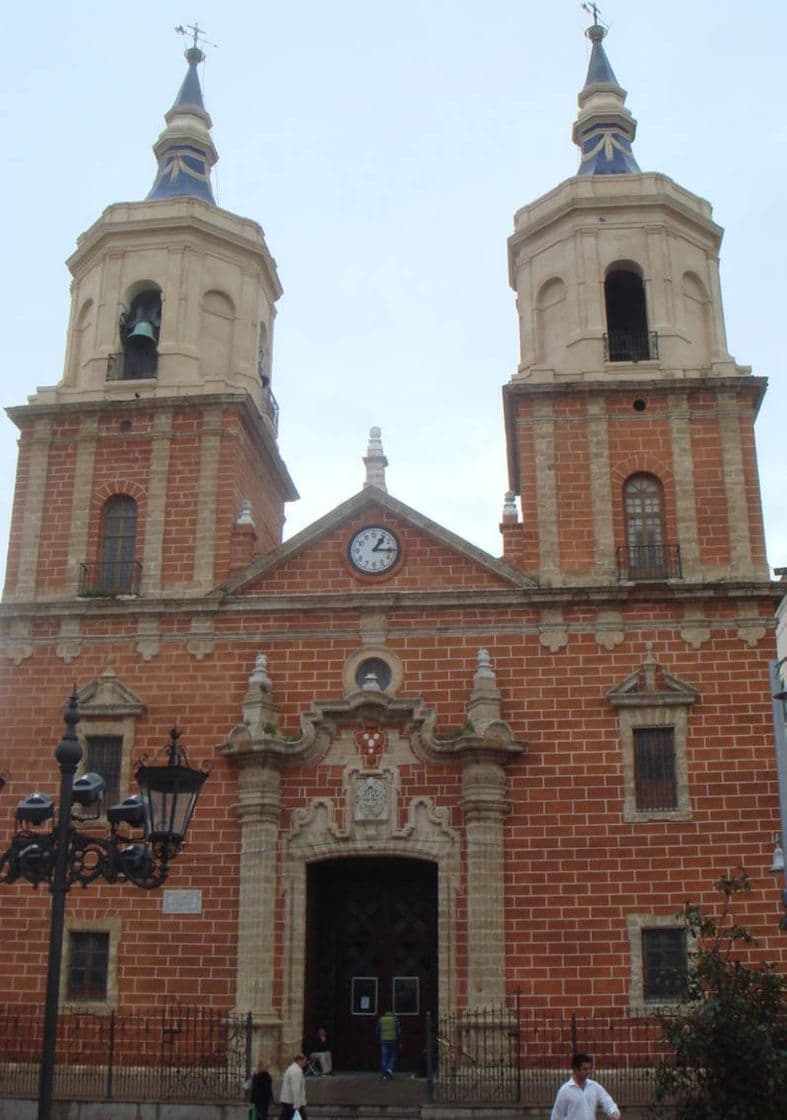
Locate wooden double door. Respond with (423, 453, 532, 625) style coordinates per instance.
(304, 857, 438, 1072)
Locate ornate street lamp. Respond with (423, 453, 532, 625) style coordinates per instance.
(0, 691, 209, 1120)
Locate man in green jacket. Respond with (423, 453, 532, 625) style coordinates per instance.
(376, 1010, 401, 1080)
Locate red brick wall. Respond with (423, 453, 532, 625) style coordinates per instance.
(0, 583, 782, 1012)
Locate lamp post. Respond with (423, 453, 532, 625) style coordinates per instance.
(0, 692, 209, 1120)
(770, 658, 787, 931)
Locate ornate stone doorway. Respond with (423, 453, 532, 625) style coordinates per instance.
(304, 856, 437, 1072)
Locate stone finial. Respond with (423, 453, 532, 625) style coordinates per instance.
(474, 649, 496, 682)
(642, 646, 658, 692)
(363, 426, 388, 492)
(467, 649, 502, 733)
(502, 491, 518, 523)
(237, 499, 256, 528)
(230, 500, 258, 571)
(243, 653, 279, 734)
(249, 652, 272, 691)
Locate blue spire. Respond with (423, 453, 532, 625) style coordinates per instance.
(572, 22, 640, 176)
(147, 46, 218, 204)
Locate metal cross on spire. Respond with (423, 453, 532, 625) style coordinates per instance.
(581, 2, 603, 26)
(175, 22, 218, 53)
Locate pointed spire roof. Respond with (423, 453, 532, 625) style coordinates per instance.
(572, 19, 640, 176)
(147, 45, 218, 204)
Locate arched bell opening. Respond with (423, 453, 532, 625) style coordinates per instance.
(118, 286, 162, 379)
(604, 263, 653, 361)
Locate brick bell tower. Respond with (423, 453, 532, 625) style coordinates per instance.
(3, 39, 297, 606)
(501, 15, 769, 592)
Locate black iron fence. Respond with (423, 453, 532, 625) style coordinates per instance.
(429, 1001, 669, 1108)
(0, 1002, 668, 1108)
(0, 1005, 251, 1102)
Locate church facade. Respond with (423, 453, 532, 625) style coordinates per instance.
(0, 21, 783, 1072)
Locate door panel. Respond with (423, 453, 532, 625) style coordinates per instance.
(305, 857, 437, 1072)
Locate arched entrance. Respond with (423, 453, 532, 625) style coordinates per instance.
(304, 856, 438, 1073)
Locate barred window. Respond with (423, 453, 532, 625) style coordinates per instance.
(633, 726, 677, 810)
(68, 931, 109, 1001)
(85, 735, 123, 808)
(642, 928, 686, 1001)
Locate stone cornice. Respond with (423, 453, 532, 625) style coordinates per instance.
(67, 200, 282, 299)
(1, 579, 781, 622)
(503, 373, 766, 403)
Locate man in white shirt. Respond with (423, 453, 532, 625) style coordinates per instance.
(550, 1052, 621, 1120)
(278, 1053, 308, 1120)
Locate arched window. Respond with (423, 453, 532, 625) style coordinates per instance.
(98, 496, 139, 594)
(604, 266, 652, 361)
(623, 474, 667, 578)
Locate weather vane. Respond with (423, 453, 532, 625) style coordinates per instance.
(175, 22, 218, 53)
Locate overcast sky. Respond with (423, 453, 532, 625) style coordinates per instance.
(1, 0, 784, 572)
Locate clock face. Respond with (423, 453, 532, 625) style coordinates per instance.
(348, 526, 401, 574)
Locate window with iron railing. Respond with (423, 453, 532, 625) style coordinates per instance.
(85, 495, 140, 596)
(620, 474, 680, 579)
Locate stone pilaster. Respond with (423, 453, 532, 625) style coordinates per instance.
(533, 398, 561, 586)
(461, 757, 508, 1006)
(192, 407, 222, 590)
(142, 409, 173, 596)
(13, 417, 52, 600)
(235, 759, 282, 1023)
(66, 415, 98, 591)
(587, 398, 615, 582)
(717, 391, 752, 578)
(669, 394, 700, 579)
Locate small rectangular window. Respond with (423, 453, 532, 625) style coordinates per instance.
(634, 727, 677, 810)
(350, 977, 377, 1016)
(642, 928, 686, 1001)
(85, 736, 123, 807)
(68, 931, 109, 1001)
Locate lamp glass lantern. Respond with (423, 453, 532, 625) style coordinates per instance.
(135, 729, 208, 856)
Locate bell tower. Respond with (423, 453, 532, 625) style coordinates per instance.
(3, 40, 297, 604)
(501, 16, 768, 589)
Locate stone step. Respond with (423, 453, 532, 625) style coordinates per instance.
(304, 1071, 427, 1108)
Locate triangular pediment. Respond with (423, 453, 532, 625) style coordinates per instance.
(76, 670, 147, 717)
(607, 656, 699, 708)
(220, 487, 535, 596)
